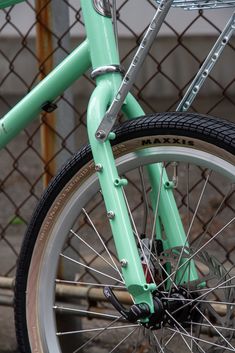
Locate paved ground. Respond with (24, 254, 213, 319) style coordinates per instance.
(0, 307, 18, 353)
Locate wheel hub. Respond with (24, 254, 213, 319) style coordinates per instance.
(144, 287, 197, 330)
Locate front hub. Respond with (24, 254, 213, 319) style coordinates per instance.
(144, 287, 198, 330)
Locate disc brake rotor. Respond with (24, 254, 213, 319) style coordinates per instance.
(152, 246, 235, 352)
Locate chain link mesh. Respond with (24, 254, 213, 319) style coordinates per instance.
(0, 0, 235, 289)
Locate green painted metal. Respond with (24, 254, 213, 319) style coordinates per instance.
(82, 0, 155, 311)
(81, 0, 120, 69)
(0, 0, 24, 8)
(122, 93, 145, 118)
(80, 0, 122, 97)
(122, 94, 199, 285)
(83, 0, 198, 302)
(87, 80, 155, 311)
(0, 40, 91, 149)
(0, 0, 199, 312)
(147, 163, 198, 284)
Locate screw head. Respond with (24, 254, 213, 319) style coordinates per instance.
(95, 164, 103, 172)
(107, 211, 115, 219)
(96, 130, 106, 140)
(120, 259, 128, 268)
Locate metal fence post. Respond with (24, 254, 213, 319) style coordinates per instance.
(36, 0, 76, 186)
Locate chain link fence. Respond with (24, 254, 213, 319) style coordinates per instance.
(0, 0, 235, 303)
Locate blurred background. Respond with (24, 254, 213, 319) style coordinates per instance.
(0, 0, 234, 351)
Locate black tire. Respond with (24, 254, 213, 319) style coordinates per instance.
(15, 112, 235, 353)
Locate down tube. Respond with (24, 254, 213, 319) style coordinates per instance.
(0, 40, 91, 149)
(123, 94, 199, 284)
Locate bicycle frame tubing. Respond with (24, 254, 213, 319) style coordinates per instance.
(0, 0, 198, 312)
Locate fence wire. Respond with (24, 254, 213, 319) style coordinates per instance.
(0, 0, 235, 289)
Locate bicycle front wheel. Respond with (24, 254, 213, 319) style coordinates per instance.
(15, 112, 235, 353)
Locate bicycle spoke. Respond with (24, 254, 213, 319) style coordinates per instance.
(70, 229, 121, 275)
(82, 208, 124, 281)
(195, 306, 235, 350)
(165, 311, 206, 353)
(170, 172, 211, 291)
(190, 284, 235, 293)
(140, 237, 177, 290)
(174, 325, 192, 352)
(187, 321, 235, 333)
(167, 327, 235, 352)
(138, 166, 151, 235)
(60, 253, 124, 284)
(164, 296, 235, 306)
(71, 317, 121, 353)
(171, 276, 235, 318)
(109, 327, 138, 353)
(190, 320, 193, 352)
(157, 215, 235, 289)
(163, 329, 176, 346)
(150, 164, 164, 245)
(193, 185, 234, 252)
(56, 279, 125, 288)
(186, 163, 191, 233)
(57, 323, 139, 336)
(54, 305, 119, 319)
(151, 331, 167, 353)
(122, 189, 157, 286)
(131, 327, 144, 353)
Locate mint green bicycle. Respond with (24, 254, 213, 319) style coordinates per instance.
(1, 0, 235, 352)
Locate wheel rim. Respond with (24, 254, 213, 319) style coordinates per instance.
(29, 146, 235, 353)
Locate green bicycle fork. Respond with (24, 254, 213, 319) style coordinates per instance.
(83, 0, 199, 315)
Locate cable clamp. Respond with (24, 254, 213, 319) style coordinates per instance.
(91, 65, 125, 80)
